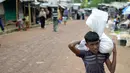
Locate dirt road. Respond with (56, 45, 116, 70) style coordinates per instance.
(0, 19, 130, 73)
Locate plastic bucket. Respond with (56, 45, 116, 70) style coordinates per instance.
(120, 39, 127, 46)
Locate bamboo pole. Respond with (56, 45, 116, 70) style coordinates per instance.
(16, 0, 19, 20)
(33, 7, 36, 24)
(28, 3, 31, 26)
(23, 3, 25, 16)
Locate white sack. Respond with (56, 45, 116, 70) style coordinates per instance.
(76, 33, 113, 53)
(78, 9, 114, 54)
(86, 9, 108, 37)
(99, 33, 113, 53)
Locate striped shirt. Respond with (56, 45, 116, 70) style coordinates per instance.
(77, 50, 110, 73)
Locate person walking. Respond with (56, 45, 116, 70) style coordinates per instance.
(58, 7, 62, 24)
(63, 8, 68, 25)
(52, 7, 58, 32)
(24, 15, 30, 30)
(16, 18, 25, 31)
(81, 10, 85, 20)
(39, 8, 46, 29)
(68, 31, 117, 73)
(0, 17, 4, 32)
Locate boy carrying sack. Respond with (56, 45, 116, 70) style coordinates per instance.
(77, 9, 114, 54)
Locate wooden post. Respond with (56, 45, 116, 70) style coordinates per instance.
(33, 7, 36, 24)
(16, 0, 19, 20)
(23, 3, 25, 16)
(28, 3, 31, 26)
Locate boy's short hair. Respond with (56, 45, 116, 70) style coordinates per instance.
(84, 31, 99, 42)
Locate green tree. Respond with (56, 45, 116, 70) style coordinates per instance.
(103, 0, 112, 3)
(80, 0, 128, 8)
(116, 0, 128, 2)
(81, 0, 88, 8)
(87, 0, 102, 7)
(73, 0, 81, 3)
(103, 0, 128, 3)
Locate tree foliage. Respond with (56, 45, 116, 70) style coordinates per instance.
(81, 0, 88, 8)
(103, 0, 128, 3)
(80, 0, 129, 8)
(73, 0, 81, 3)
(87, 0, 102, 7)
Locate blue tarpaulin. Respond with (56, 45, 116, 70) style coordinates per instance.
(122, 6, 130, 15)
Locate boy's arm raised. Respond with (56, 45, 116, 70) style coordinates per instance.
(68, 41, 81, 55)
(105, 43, 117, 73)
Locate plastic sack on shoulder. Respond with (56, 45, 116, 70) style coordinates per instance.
(81, 9, 113, 54)
(76, 33, 113, 54)
(86, 9, 108, 37)
(99, 33, 113, 53)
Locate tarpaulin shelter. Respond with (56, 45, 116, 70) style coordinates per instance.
(123, 6, 130, 15)
(3, 0, 16, 21)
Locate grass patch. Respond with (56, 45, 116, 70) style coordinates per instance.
(114, 30, 120, 34)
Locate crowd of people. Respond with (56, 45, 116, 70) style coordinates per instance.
(0, 6, 70, 33)
(0, 4, 88, 33)
(97, 6, 130, 32)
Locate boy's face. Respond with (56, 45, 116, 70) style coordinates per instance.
(86, 40, 100, 54)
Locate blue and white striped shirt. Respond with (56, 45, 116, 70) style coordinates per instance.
(77, 50, 110, 73)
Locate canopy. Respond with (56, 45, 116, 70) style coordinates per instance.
(0, 0, 5, 3)
(110, 2, 127, 9)
(123, 6, 130, 15)
(40, 3, 50, 7)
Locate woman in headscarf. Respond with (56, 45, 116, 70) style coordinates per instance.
(39, 8, 46, 28)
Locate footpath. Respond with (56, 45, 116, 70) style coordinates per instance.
(0, 20, 53, 35)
